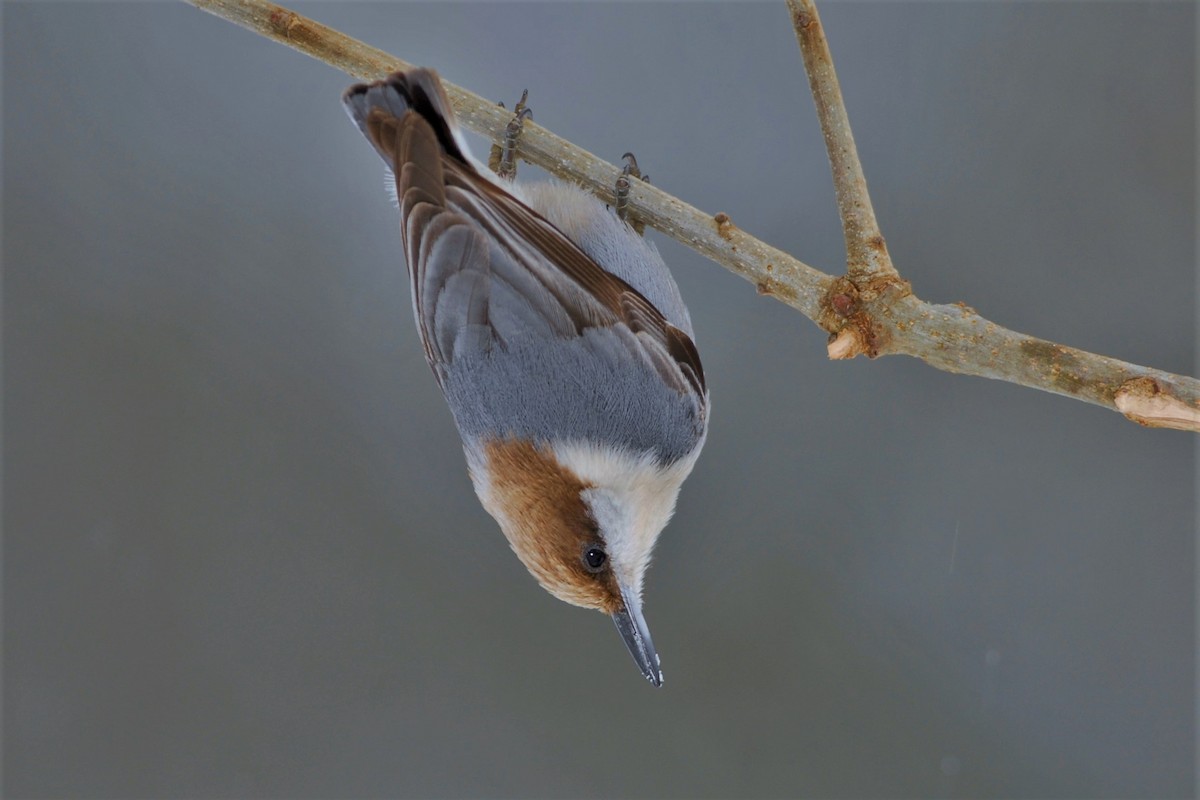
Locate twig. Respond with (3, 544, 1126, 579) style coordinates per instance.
(183, 0, 1200, 432)
(787, 0, 896, 283)
(786, 0, 1196, 431)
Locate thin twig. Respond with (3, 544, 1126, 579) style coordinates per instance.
(183, 0, 1200, 432)
(787, 0, 896, 283)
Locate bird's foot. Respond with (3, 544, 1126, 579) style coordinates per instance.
(614, 152, 649, 236)
(488, 89, 531, 180)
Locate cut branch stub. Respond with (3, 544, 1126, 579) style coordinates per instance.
(1115, 377, 1200, 431)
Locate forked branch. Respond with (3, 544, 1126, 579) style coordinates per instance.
(184, 0, 1199, 432)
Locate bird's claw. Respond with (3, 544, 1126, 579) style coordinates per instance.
(615, 152, 649, 236)
(489, 90, 531, 180)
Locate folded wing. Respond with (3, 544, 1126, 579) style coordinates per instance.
(343, 70, 707, 410)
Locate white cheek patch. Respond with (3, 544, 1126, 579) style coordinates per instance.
(557, 440, 701, 602)
(581, 486, 637, 585)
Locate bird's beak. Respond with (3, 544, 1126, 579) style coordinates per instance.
(611, 588, 663, 687)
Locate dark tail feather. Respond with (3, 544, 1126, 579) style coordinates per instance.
(342, 68, 467, 165)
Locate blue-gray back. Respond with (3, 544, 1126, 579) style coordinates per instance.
(343, 70, 707, 465)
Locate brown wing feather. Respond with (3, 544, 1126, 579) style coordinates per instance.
(443, 160, 706, 396)
(345, 70, 706, 400)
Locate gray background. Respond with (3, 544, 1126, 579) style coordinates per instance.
(4, 2, 1195, 797)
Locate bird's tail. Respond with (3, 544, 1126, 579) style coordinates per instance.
(342, 69, 470, 167)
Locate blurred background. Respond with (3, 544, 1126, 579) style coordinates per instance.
(4, 2, 1195, 797)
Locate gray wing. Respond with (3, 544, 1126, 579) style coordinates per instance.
(343, 71, 707, 461)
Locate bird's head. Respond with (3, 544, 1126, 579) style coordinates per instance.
(468, 437, 701, 686)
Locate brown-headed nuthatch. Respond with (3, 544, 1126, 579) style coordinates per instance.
(343, 69, 708, 686)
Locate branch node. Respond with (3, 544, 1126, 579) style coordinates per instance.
(713, 212, 736, 241)
(819, 275, 859, 331)
(830, 291, 857, 316)
(819, 276, 889, 358)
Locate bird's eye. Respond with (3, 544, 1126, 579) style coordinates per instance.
(582, 546, 608, 573)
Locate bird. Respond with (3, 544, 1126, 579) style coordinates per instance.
(342, 69, 708, 686)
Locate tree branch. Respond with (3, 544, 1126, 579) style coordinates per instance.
(183, 0, 1199, 432)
